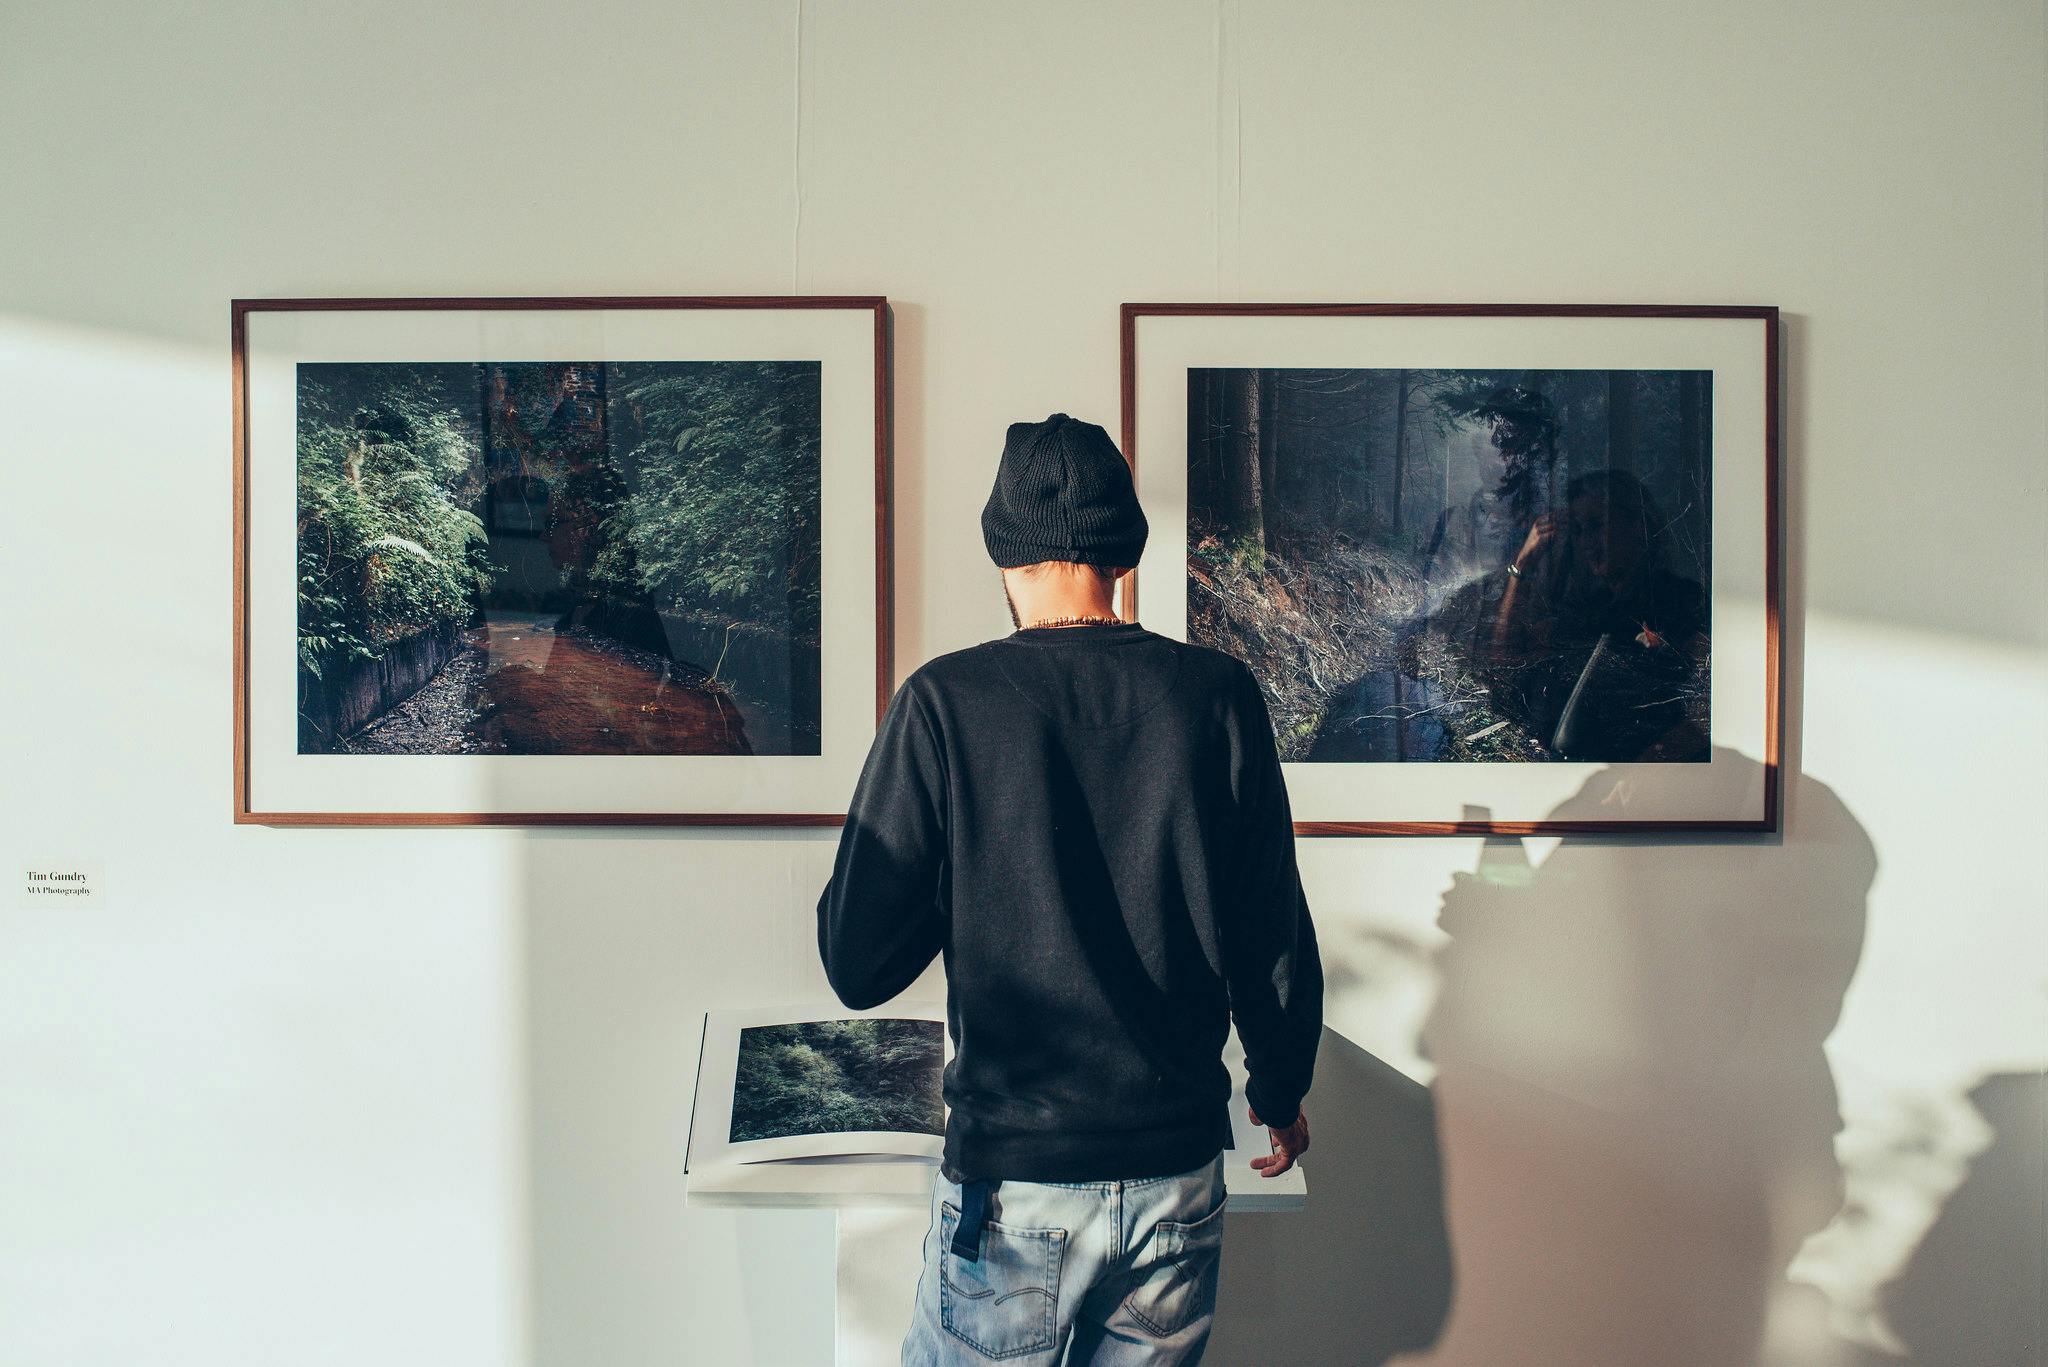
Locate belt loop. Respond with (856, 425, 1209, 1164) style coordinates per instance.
(950, 1177, 991, 1261)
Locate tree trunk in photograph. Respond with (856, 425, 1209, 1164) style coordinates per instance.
(1345, 371, 1372, 537)
(1217, 368, 1267, 555)
(1257, 368, 1280, 554)
(1392, 369, 1412, 544)
(1211, 371, 1227, 529)
(1443, 387, 1452, 531)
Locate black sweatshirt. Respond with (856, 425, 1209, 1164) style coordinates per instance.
(816, 620, 1323, 1182)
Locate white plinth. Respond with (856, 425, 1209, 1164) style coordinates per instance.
(835, 1207, 928, 1367)
(689, 1087, 1304, 1365)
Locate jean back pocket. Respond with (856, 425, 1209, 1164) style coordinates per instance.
(938, 1200, 1067, 1359)
(1124, 1192, 1226, 1339)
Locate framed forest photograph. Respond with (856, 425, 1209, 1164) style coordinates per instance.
(233, 296, 890, 825)
(1122, 303, 1779, 834)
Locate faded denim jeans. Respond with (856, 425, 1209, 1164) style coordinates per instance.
(900, 1155, 1227, 1365)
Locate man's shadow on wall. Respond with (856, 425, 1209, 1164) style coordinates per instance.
(1210, 748, 1876, 1367)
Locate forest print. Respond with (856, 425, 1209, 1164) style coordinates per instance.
(1188, 368, 1712, 764)
(729, 1019, 945, 1144)
(294, 360, 822, 757)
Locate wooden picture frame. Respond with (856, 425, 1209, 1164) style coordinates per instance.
(233, 295, 891, 826)
(1121, 302, 1780, 836)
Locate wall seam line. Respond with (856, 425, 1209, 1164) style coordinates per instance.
(793, 0, 805, 293)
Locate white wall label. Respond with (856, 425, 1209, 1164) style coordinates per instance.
(20, 862, 104, 906)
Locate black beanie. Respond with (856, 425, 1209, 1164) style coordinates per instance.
(980, 413, 1149, 569)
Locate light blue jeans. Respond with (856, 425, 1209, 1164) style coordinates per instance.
(900, 1155, 1227, 1365)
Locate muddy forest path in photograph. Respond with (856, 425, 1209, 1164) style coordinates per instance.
(341, 615, 753, 756)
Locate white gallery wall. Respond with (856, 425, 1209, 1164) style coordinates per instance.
(2, 2, 2042, 1364)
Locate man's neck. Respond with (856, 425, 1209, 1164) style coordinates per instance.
(1016, 596, 1117, 627)
(1004, 567, 1123, 628)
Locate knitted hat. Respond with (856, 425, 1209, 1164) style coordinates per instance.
(980, 413, 1149, 569)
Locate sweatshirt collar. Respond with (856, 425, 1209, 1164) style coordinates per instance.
(1001, 621, 1155, 646)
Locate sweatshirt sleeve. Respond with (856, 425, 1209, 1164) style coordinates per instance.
(815, 674, 948, 1011)
(1220, 662, 1324, 1128)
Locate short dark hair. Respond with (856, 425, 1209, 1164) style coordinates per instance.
(1015, 561, 1125, 585)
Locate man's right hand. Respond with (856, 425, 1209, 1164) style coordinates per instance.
(1511, 511, 1566, 575)
(1247, 1105, 1309, 1178)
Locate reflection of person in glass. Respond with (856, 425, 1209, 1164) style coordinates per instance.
(1417, 384, 1561, 591)
(1485, 469, 1708, 761)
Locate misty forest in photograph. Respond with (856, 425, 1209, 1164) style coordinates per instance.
(728, 1018, 945, 1144)
(294, 360, 821, 757)
(1189, 367, 1712, 764)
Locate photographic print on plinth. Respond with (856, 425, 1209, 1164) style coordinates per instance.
(687, 1002, 948, 1169)
(232, 296, 890, 825)
(1121, 304, 1779, 834)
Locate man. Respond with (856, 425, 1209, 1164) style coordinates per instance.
(816, 413, 1323, 1364)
